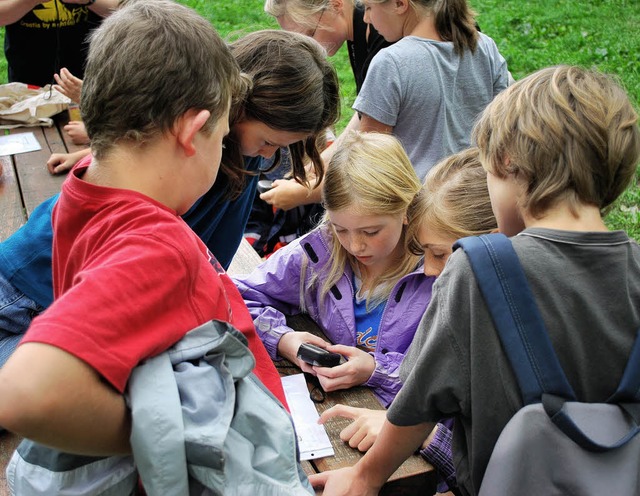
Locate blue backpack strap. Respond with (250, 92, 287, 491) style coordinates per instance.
(454, 233, 576, 404)
(610, 328, 640, 403)
(542, 332, 640, 452)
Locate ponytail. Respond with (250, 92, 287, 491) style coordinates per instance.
(432, 0, 478, 54)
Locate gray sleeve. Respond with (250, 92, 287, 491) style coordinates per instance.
(486, 35, 509, 95)
(388, 251, 473, 426)
(352, 49, 402, 127)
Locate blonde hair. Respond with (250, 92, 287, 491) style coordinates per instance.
(362, 0, 478, 54)
(264, 0, 351, 32)
(406, 147, 497, 255)
(313, 131, 422, 309)
(473, 65, 640, 219)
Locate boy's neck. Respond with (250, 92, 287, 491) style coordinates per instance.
(82, 144, 184, 213)
(523, 202, 608, 232)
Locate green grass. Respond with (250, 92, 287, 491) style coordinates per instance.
(1, 0, 638, 238)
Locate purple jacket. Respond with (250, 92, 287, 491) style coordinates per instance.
(233, 227, 435, 407)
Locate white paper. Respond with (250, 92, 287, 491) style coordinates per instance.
(281, 373, 335, 460)
(0, 132, 41, 156)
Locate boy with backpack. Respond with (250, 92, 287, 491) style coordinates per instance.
(0, 0, 283, 457)
(309, 65, 640, 495)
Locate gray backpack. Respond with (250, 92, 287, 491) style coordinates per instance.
(6, 320, 313, 496)
(456, 234, 640, 495)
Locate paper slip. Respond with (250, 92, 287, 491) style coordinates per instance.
(281, 373, 334, 460)
(0, 132, 41, 156)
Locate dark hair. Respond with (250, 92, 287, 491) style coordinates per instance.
(82, 0, 242, 158)
(221, 30, 341, 198)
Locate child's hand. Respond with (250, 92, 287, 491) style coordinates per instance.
(53, 68, 83, 103)
(47, 153, 76, 175)
(47, 148, 91, 175)
(64, 121, 90, 146)
(260, 178, 318, 211)
(319, 405, 386, 452)
(313, 344, 375, 392)
(277, 331, 331, 374)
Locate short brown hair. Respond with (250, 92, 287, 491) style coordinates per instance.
(473, 65, 640, 218)
(82, 0, 243, 158)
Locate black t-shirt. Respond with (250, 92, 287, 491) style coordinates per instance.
(346, 5, 392, 94)
(4, 1, 102, 87)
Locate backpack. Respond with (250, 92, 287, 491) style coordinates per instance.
(455, 233, 640, 496)
(6, 320, 313, 496)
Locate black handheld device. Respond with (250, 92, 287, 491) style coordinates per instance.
(297, 343, 342, 368)
(257, 179, 274, 194)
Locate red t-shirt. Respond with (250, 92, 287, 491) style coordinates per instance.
(23, 158, 286, 405)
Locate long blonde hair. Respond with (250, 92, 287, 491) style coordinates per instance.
(314, 131, 422, 309)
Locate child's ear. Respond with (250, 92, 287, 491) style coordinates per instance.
(395, 0, 409, 14)
(176, 109, 211, 157)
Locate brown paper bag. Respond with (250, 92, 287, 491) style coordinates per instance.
(0, 82, 70, 129)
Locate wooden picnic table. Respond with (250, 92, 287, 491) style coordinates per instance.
(0, 110, 84, 242)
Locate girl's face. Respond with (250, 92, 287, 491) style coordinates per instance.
(233, 119, 309, 159)
(416, 225, 456, 277)
(361, 0, 404, 42)
(329, 206, 406, 275)
(278, 6, 350, 56)
(486, 171, 526, 237)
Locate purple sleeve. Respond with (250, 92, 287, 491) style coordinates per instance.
(232, 240, 306, 360)
(364, 350, 405, 407)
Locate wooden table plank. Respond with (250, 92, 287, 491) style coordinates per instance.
(10, 126, 65, 218)
(0, 154, 25, 242)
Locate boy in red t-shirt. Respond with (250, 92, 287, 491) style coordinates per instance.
(0, 0, 284, 455)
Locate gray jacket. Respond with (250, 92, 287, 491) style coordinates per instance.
(7, 320, 313, 496)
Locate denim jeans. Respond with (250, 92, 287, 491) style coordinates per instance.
(0, 272, 43, 367)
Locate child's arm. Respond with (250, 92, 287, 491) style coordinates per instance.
(309, 419, 434, 495)
(47, 147, 91, 175)
(0, 0, 43, 26)
(0, 342, 131, 455)
(63, 121, 90, 146)
(53, 68, 83, 103)
(60, 0, 119, 18)
(233, 240, 314, 358)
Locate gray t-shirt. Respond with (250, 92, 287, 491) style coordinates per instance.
(390, 228, 640, 496)
(353, 33, 509, 180)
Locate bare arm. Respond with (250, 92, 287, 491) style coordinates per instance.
(0, 0, 42, 26)
(62, 0, 119, 18)
(358, 113, 394, 134)
(0, 342, 131, 456)
(47, 147, 91, 175)
(309, 419, 435, 495)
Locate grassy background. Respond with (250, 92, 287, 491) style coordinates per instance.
(1, 0, 638, 237)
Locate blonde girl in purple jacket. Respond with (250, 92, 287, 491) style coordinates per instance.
(234, 131, 432, 407)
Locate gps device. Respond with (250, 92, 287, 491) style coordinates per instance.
(297, 343, 342, 368)
(257, 179, 274, 194)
